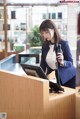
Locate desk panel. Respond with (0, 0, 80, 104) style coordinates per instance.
(0, 70, 75, 119)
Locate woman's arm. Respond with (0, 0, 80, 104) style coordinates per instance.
(40, 45, 47, 72)
(59, 41, 73, 68)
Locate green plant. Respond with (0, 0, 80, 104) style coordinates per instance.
(28, 26, 42, 47)
(8, 37, 14, 50)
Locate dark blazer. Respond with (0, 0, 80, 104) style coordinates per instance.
(40, 40, 76, 84)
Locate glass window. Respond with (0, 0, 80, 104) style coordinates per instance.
(48, 13, 51, 19)
(42, 13, 46, 19)
(52, 13, 56, 19)
(58, 12, 62, 19)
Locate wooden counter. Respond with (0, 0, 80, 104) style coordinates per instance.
(76, 86, 80, 119)
(0, 70, 75, 119)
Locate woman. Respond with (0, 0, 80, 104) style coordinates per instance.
(39, 19, 76, 88)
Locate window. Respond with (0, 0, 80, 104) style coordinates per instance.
(52, 13, 56, 19)
(58, 12, 62, 19)
(42, 13, 46, 19)
(11, 11, 16, 19)
(48, 13, 51, 19)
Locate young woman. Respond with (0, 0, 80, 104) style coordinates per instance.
(39, 19, 76, 88)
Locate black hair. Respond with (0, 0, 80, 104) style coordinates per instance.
(39, 19, 61, 44)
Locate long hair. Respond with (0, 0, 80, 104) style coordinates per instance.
(39, 19, 61, 44)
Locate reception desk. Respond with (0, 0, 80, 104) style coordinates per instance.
(76, 86, 80, 119)
(0, 70, 75, 119)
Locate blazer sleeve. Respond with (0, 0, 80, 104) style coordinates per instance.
(58, 41, 76, 84)
(40, 45, 47, 72)
(61, 41, 73, 68)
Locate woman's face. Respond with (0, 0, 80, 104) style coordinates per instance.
(41, 29, 54, 41)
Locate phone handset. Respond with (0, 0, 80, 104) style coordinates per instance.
(57, 44, 62, 54)
(55, 44, 62, 85)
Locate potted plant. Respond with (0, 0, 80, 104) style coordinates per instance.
(28, 26, 42, 47)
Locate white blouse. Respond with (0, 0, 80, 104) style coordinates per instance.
(46, 45, 57, 70)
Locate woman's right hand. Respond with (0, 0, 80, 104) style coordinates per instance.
(57, 52, 64, 66)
